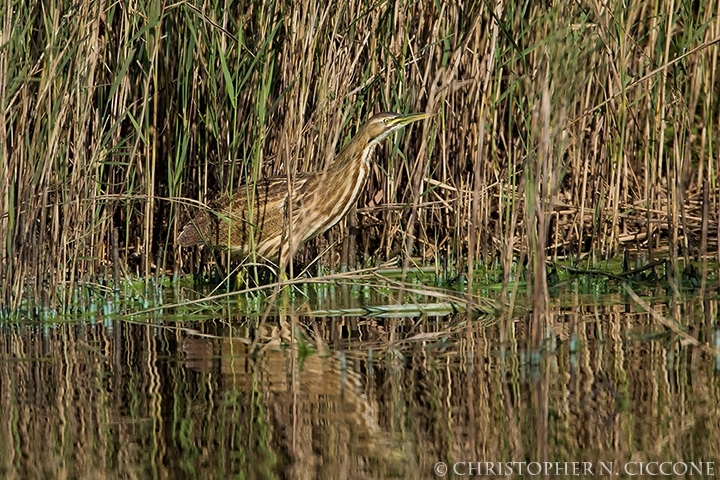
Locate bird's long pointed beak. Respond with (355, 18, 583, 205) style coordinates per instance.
(392, 112, 435, 128)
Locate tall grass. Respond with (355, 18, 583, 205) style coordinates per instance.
(1, 0, 719, 313)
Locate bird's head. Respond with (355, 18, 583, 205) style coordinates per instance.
(361, 112, 434, 147)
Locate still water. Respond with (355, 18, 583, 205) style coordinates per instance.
(1, 284, 719, 479)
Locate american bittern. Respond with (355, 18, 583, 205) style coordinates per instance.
(177, 112, 432, 265)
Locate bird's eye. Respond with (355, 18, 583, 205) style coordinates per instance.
(383, 118, 391, 124)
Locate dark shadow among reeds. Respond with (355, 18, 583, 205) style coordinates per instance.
(1, 0, 719, 314)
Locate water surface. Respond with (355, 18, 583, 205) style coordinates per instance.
(1, 286, 719, 478)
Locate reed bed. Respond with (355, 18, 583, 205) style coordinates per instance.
(1, 0, 719, 314)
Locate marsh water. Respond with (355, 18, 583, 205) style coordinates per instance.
(2, 280, 720, 479)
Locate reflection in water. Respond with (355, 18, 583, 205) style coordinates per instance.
(1, 297, 719, 478)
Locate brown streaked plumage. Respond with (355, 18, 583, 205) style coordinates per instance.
(177, 112, 433, 265)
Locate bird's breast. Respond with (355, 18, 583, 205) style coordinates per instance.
(294, 148, 373, 242)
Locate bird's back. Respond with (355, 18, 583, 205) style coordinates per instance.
(178, 176, 309, 260)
